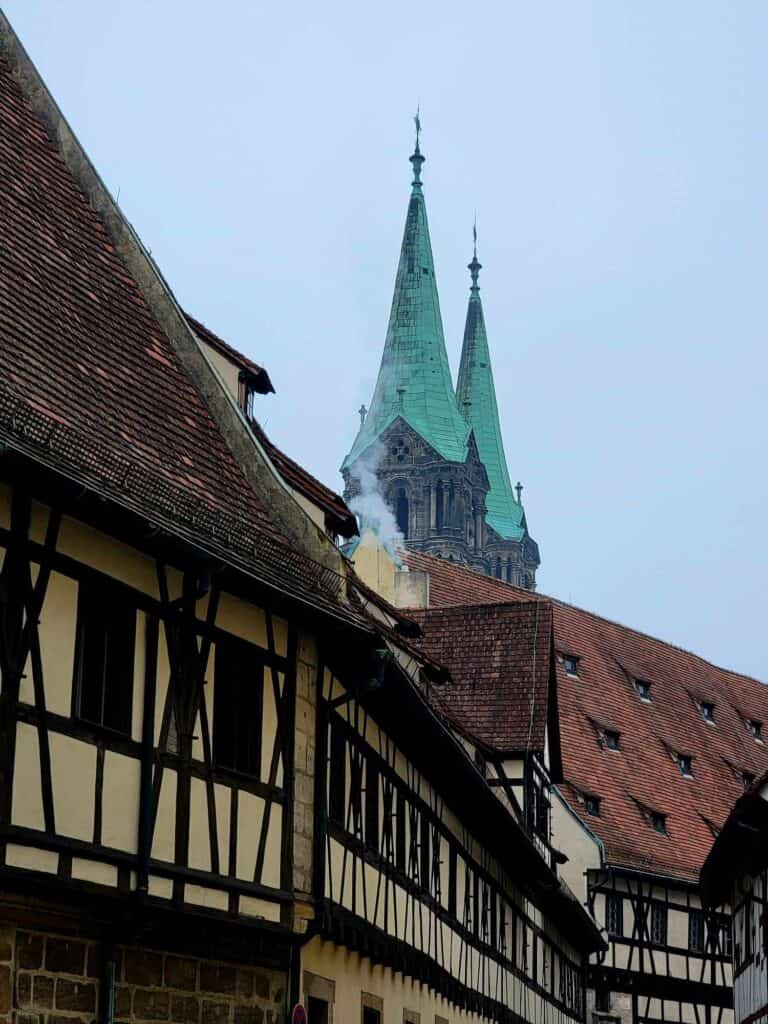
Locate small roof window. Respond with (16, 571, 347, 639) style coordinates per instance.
(602, 730, 621, 751)
(650, 810, 668, 834)
(584, 793, 601, 817)
(747, 719, 763, 741)
(742, 770, 756, 789)
(634, 679, 651, 702)
(700, 701, 715, 723)
(677, 754, 693, 778)
(562, 654, 580, 677)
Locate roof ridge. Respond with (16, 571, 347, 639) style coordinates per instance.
(0, 13, 345, 580)
(406, 550, 766, 686)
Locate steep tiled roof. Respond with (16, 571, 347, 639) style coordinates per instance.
(0, 44, 359, 625)
(186, 314, 274, 393)
(402, 550, 768, 882)
(249, 420, 358, 539)
(409, 602, 554, 754)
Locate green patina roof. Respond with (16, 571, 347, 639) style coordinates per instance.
(456, 252, 525, 541)
(342, 143, 469, 471)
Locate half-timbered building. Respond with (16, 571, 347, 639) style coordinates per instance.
(701, 772, 768, 1024)
(0, 14, 604, 1024)
(343, 546, 768, 1024)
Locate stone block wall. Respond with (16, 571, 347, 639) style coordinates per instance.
(0, 925, 285, 1024)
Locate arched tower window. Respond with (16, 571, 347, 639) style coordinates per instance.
(435, 481, 444, 531)
(506, 561, 513, 583)
(448, 480, 456, 525)
(495, 557, 502, 579)
(395, 488, 409, 539)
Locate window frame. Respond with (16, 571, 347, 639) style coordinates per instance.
(72, 579, 136, 737)
(212, 634, 264, 777)
(562, 654, 580, 677)
(606, 893, 624, 937)
(650, 900, 668, 946)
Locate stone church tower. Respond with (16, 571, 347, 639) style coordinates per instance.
(341, 132, 540, 588)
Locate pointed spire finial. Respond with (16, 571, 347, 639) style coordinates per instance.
(410, 107, 425, 187)
(468, 217, 482, 291)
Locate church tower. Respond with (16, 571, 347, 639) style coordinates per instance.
(456, 238, 540, 587)
(341, 126, 539, 586)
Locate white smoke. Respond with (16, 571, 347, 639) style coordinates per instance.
(348, 440, 405, 556)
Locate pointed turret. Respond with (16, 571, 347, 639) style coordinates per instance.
(342, 122, 469, 470)
(456, 235, 525, 541)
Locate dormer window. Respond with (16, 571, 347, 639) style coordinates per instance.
(584, 793, 601, 817)
(563, 654, 580, 677)
(742, 771, 756, 789)
(677, 754, 693, 777)
(602, 730, 621, 751)
(747, 719, 763, 741)
(634, 679, 651, 702)
(650, 811, 667, 834)
(700, 701, 715, 723)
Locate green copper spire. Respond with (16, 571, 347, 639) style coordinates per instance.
(456, 234, 525, 540)
(342, 121, 469, 471)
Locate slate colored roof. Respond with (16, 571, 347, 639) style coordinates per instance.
(408, 601, 554, 754)
(341, 143, 469, 470)
(456, 255, 525, 541)
(700, 770, 768, 907)
(0, 41, 360, 626)
(186, 314, 274, 393)
(402, 550, 768, 883)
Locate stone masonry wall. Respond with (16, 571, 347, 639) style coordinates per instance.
(292, 630, 318, 909)
(0, 925, 284, 1024)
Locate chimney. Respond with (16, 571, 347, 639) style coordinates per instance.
(394, 569, 430, 609)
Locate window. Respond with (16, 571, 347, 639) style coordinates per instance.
(650, 901, 668, 945)
(700, 701, 715, 723)
(365, 761, 379, 848)
(714, 913, 733, 957)
(689, 909, 706, 953)
(213, 637, 263, 775)
(395, 488, 409, 538)
(595, 989, 611, 1013)
(329, 723, 346, 824)
(650, 810, 667, 834)
(73, 582, 136, 735)
(403, 1012, 421, 1024)
(603, 730, 621, 751)
(748, 719, 763, 740)
(606, 893, 623, 936)
(677, 754, 693, 777)
(308, 998, 329, 1024)
(742, 771, 756, 789)
(362, 993, 382, 1024)
(584, 793, 601, 817)
(634, 679, 651, 701)
(563, 654, 579, 677)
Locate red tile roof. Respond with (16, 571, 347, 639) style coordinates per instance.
(186, 314, 274, 394)
(402, 551, 768, 882)
(409, 602, 555, 755)
(0, 49, 358, 624)
(249, 420, 358, 539)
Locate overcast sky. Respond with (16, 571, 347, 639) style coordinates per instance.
(5, 1, 767, 680)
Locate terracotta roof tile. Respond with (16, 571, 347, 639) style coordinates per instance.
(409, 602, 554, 754)
(0, 52, 357, 624)
(402, 550, 768, 882)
